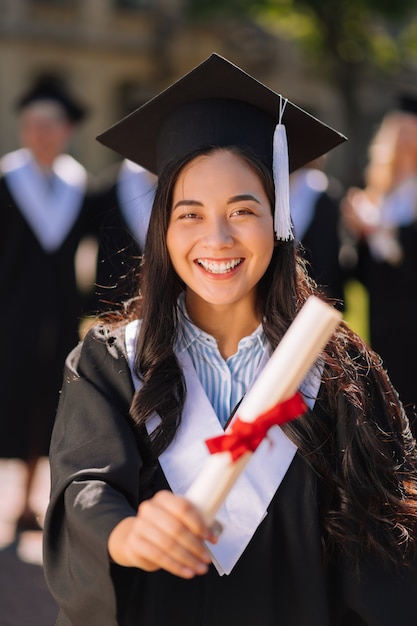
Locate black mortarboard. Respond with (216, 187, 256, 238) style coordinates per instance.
(97, 53, 346, 239)
(16, 76, 87, 123)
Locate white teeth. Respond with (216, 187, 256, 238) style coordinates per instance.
(197, 258, 242, 274)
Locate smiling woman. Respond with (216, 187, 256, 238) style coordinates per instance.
(43, 54, 417, 626)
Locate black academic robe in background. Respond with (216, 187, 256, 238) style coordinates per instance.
(300, 189, 345, 306)
(354, 223, 417, 436)
(91, 173, 142, 313)
(0, 176, 97, 459)
(44, 326, 417, 626)
(290, 169, 345, 308)
(89, 161, 156, 314)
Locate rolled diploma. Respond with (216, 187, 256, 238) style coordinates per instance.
(185, 295, 342, 524)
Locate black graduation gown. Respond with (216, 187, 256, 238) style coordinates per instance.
(297, 180, 345, 307)
(355, 223, 417, 435)
(44, 326, 417, 626)
(0, 175, 97, 459)
(89, 161, 156, 314)
(91, 182, 142, 312)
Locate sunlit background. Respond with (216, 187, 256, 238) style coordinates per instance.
(1, 0, 417, 183)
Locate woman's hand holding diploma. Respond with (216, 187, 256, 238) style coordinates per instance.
(108, 490, 220, 578)
(109, 296, 341, 577)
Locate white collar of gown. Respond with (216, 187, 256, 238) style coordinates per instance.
(0, 148, 87, 252)
(125, 320, 321, 575)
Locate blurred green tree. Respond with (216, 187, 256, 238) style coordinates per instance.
(187, 0, 417, 185)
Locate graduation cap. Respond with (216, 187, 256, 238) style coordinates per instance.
(97, 53, 346, 240)
(16, 75, 87, 123)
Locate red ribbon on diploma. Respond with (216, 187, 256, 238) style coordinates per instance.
(205, 392, 307, 461)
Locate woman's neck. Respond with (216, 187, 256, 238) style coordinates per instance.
(184, 297, 261, 359)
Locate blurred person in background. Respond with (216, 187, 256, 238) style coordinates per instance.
(290, 155, 345, 308)
(92, 159, 157, 312)
(341, 94, 417, 436)
(0, 76, 97, 532)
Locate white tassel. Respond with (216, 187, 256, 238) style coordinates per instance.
(273, 97, 293, 241)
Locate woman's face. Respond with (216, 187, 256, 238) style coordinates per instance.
(19, 102, 74, 167)
(166, 149, 275, 314)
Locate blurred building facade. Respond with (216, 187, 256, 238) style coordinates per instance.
(0, 0, 351, 176)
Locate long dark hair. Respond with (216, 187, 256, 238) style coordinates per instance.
(128, 145, 417, 567)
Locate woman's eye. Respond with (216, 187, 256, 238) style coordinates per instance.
(179, 212, 199, 219)
(232, 208, 254, 216)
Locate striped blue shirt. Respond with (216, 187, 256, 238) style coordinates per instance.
(176, 296, 269, 427)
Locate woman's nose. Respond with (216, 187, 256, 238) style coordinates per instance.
(202, 217, 234, 248)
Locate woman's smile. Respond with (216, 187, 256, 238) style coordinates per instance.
(195, 257, 243, 275)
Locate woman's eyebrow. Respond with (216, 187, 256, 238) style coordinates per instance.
(173, 194, 261, 210)
(227, 194, 260, 204)
(172, 198, 203, 210)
